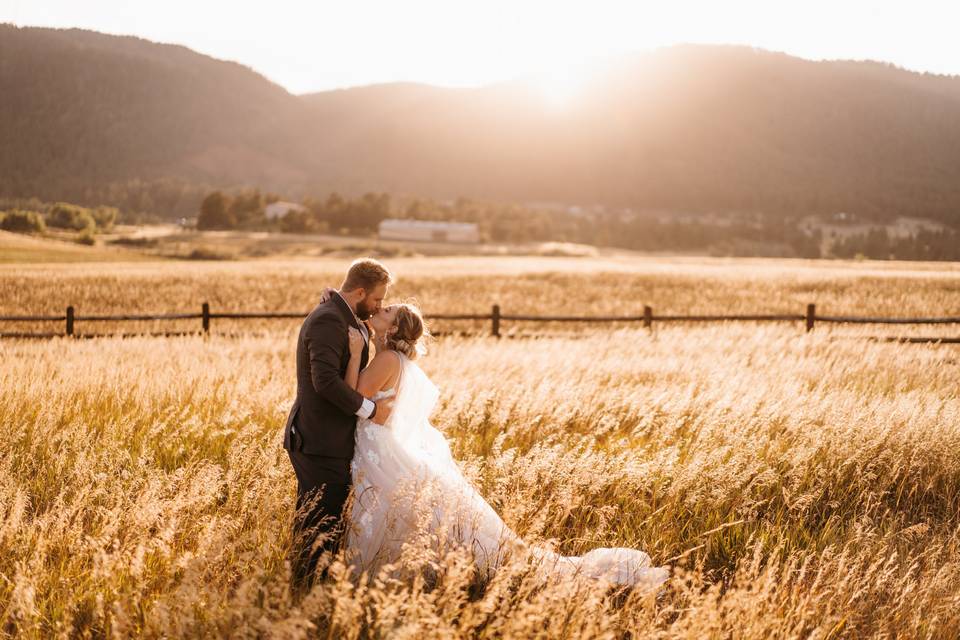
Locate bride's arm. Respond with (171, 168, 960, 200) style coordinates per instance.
(318, 287, 336, 303)
(356, 351, 401, 399)
(345, 327, 364, 389)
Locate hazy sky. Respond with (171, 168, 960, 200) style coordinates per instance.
(3, 0, 959, 94)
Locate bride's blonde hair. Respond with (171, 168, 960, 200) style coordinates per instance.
(384, 302, 430, 359)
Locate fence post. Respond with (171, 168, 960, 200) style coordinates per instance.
(643, 305, 653, 329)
(491, 304, 501, 338)
(202, 302, 210, 334)
(66, 305, 74, 337)
(805, 303, 816, 332)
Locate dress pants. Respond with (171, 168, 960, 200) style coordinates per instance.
(287, 440, 352, 591)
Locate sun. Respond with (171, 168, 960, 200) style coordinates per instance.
(535, 69, 586, 109)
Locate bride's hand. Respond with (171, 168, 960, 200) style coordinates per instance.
(348, 327, 364, 359)
(319, 287, 336, 303)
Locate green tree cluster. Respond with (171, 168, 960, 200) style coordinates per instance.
(197, 189, 268, 230)
(47, 203, 96, 231)
(0, 201, 115, 235)
(302, 193, 391, 234)
(832, 228, 960, 261)
(90, 206, 118, 231)
(0, 210, 46, 233)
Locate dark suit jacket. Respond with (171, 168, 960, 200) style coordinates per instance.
(283, 294, 370, 459)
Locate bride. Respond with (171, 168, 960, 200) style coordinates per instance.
(340, 301, 669, 590)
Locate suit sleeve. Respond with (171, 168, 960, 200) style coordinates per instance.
(305, 315, 365, 415)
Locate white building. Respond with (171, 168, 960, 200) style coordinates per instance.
(378, 219, 480, 244)
(265, 201, 307, 220)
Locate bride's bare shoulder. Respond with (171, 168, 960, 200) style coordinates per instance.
(358, 350, 402, 395)
(371, 349, 402, 370)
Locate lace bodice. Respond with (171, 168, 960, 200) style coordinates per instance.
(360, 387, 396, 430)
(372, 387, 396, 402)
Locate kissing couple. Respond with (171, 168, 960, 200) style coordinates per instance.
(283, 258, 669, 594)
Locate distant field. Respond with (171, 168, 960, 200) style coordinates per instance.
(0, 230, 153, 263)
(9, 225, 601, 262)
(2, 255, 959, 337)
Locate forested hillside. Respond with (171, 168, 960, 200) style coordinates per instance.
(3, 24, 960, 227)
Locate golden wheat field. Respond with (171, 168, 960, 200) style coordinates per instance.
(3, 256, 960, 336)
(2, 256, 960, 638)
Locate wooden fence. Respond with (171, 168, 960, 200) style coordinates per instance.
(1, 303, 959, 343)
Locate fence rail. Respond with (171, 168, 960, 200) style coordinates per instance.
(815, 315, 960, 325)
(1, 303, 959, 342)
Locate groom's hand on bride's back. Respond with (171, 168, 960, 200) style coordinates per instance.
(372, 397, 395, 424)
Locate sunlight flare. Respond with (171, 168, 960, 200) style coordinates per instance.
(534, 67, 588, 109)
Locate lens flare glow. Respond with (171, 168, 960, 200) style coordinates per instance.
(535, 69, 587, 109)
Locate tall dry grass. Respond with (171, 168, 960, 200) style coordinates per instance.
(2, 322, 959, 638)
(2, 256, 959, 336)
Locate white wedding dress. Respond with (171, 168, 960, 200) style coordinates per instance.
(346, 351, 669, 589)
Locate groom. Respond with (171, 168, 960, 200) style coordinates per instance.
(284, 257, 395, 592)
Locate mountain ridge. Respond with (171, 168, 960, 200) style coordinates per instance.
(2, 25, 959, 226)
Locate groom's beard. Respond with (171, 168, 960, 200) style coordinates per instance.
(356, 299, 376, 320)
